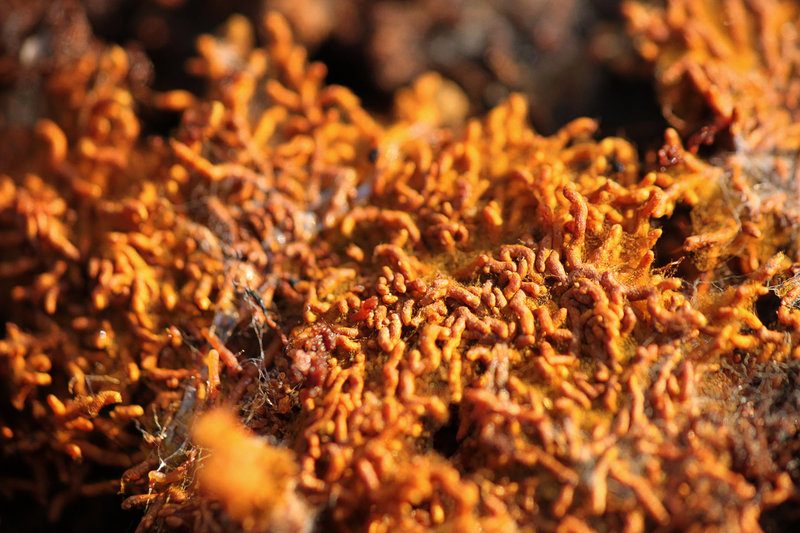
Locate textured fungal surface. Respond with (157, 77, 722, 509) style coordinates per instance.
(2, 1, 800, 532)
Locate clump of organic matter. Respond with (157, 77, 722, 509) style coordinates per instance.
(2, 1, 800, 532)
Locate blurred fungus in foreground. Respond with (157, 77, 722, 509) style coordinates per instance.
(1, 1, 800, 532)
(192, 410, 312, 532)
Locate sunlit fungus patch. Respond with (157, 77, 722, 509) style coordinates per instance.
(2, 1, 800, 532)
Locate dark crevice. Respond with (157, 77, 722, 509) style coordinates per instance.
(652, 203, 700, 282)
(760, 499, 800, 533)
(591, 72, 670, 159)
(0, 489, 140, 533)
(310, 38, 393, 115)
(755, 291, 782, 327)
(432, 403, 460, 459)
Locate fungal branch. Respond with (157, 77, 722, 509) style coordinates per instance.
(1, 2, 800, 533)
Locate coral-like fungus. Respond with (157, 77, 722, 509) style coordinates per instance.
(2, 1, 800, 532)
(192, 410, 311, 532)
(626, 0, 800, 272)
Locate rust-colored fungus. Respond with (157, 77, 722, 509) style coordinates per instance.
(2, 1, 800, 532)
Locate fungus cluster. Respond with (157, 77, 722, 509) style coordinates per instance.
(2, 1, 800, 532)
